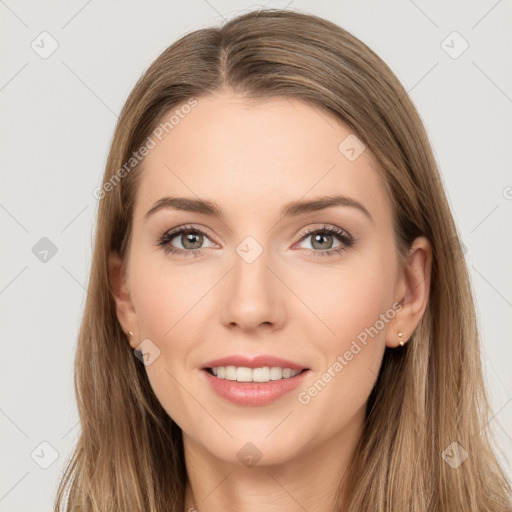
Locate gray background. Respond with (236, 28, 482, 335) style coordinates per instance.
(1, 1, 511, 510)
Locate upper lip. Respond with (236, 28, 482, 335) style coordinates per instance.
(201, 355, 309, 370)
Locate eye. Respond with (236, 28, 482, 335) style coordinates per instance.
(156, 223, 356, 258)
(294, 225, 355, 257)
(156, 225, 215, 256)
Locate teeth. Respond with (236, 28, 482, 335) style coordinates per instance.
(210, 366, 302, 382)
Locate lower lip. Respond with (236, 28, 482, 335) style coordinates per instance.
(201, 369, 310, 406)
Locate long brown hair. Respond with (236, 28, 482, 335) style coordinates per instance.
(55, 9, 512, 511)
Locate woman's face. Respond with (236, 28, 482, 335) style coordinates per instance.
(113, 92, 410, 467)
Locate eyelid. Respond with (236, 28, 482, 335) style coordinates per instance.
(166, 224, 217, 240)
(294, 223, 353, 243)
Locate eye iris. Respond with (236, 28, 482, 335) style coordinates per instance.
(182, 231, 203, 249)
(311, 232, 333, 250)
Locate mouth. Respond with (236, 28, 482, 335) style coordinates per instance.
(203, 366, 309, 383)
(201, 365, 311, 406)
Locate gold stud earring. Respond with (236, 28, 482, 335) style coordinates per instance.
(398, 331, 405, 346)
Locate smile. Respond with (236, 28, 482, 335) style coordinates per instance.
(207, 365, 304, 382)
(202, 367, 310, 406)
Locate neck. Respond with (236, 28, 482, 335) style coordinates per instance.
(182, 406, 364, 512)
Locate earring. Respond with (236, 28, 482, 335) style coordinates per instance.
(398, 331, 405, 346)
(128, 331, 133, 337)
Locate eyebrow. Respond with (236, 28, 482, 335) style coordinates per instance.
(144, 194, 373, 224)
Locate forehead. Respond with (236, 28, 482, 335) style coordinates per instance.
(134, 93, 391, 223)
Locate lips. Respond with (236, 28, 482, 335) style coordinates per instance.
(201, 365, 310, 406)
(201, 354, 309, 371)
(199, 354, 310, 406)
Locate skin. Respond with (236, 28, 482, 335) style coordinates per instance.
(109, 92, 432, 512)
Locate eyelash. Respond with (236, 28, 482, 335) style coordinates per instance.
(156, 224, 356, 258)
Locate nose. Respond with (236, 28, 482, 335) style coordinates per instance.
(219, 242, 286, 332)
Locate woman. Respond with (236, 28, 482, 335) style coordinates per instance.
(55, 8, 512, 512)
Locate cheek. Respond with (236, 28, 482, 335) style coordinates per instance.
(292, 292, 390, 442)
(127, 256, 220, 425)
(291, 251, 396, 423)
(290, 245, 397, 346)
(129, 252, 217, 340)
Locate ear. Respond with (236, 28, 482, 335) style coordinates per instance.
(108, 251, 139, 350)
(386, 236, 432, 348)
